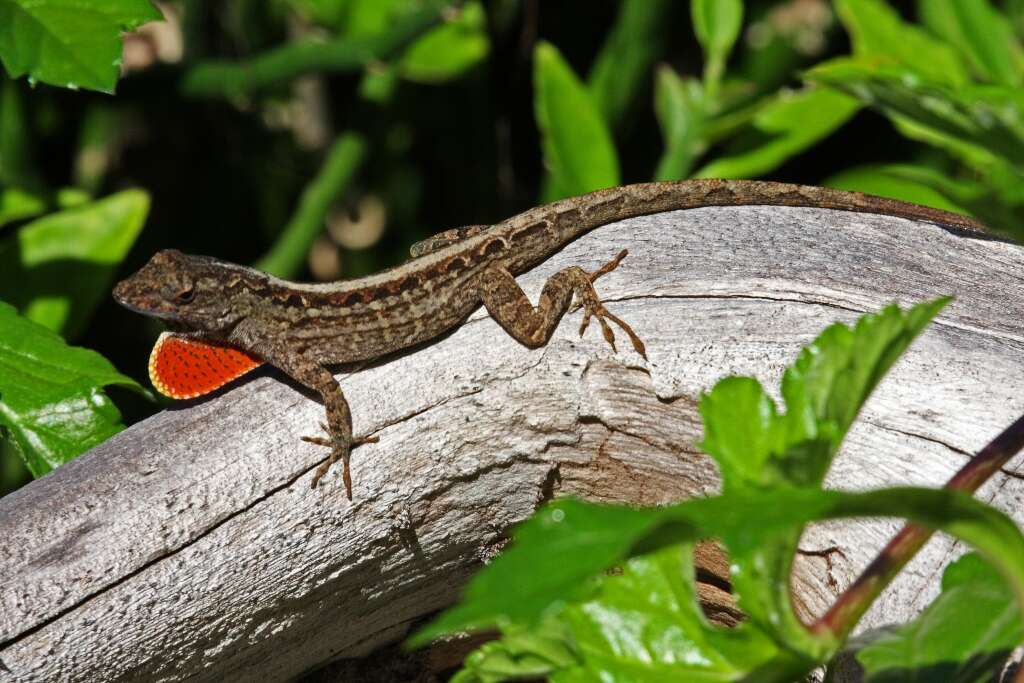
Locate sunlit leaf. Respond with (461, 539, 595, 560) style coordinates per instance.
(653, 66, 709, 180)
(533, 41, 619, 201)
(0, 300, 145, 477)
(399, 1, 488, 83)
(0, 190, 149, 339)
(833, 0, 968, 86)
(824, 163, 977, 216)
(805, 58, 1024, 169)
(691, 0, 743, 88)
(917, 0, 1022, 86)
(0, 0, 163, 93)
(694, 87, 859, 179)
(0, 187, 45, 228)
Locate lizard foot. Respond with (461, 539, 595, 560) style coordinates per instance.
(303, 423, 379, 499)
(574, 250, 647, 359)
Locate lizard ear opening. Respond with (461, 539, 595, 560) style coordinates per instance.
(149, 332, 263, 399)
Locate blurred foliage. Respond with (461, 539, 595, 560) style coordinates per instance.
(0, 0, 1022, 495)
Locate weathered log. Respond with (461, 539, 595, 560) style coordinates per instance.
(1, 202, 1023, 681)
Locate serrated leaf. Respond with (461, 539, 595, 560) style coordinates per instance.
(587, 0, 672, 127)
(855, 553, 1022, 683)
(0, 300, 145, 477)
(398, 1, 488, 84)
(833, 0, 968, 87)
(694, 87, 859, 179)
(653, 66, 709, 180)
(917, 0, 1022, 87)
(702, 300, 949, 492)
(0, 0, 163, 93)
(698, 377, 784, 492)
(0, 189, 149, 339)
(533, 41, 620, 201)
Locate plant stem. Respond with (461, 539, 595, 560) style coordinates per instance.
(254, 133, 366, 279)
(811, 413, 1024, 643)
(181, 2, 449, 97)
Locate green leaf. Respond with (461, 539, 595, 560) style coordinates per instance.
(775, 298, 950, 484)
(398, 1, 488, 84)
(453, 618, 579, 683)
(855, 553, 1022, 682)
(917, 0, 1022, 86)
(698, 376, 784, 491)
(833, 0, 968, 86)
(416, 487, 1024, 683)
(0, 300, 145, 477)
(693, 87, 860, 180)
(587, 0, 673, 127)
(691, 0, 743, 89)
(283, 0, 351, 31)
(653, 66, 709, 181)
(557, 546, 780, 681)
(804, 58, 1024, 169)
(533, 41, 619, 201)
(0, 0, 163, 93)
(0, 187, 46, 228)
(338, 0, 419, 37)
(183, 2, 445, 97)
(0, 190, 149, 339)
(823, 163, 1024, 238)
(823, 163, 977, 216)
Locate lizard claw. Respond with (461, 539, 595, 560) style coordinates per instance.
(303, 422, 378, 499)
(575, 250, 647, 359)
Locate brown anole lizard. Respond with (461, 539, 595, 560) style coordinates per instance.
(112, 179, 984, 498)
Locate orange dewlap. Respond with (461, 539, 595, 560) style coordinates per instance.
(148, 332, 263, 400)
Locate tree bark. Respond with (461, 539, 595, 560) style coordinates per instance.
(1, 204, 1023, 682)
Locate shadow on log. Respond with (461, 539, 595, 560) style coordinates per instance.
(2, 199, 1023, 681)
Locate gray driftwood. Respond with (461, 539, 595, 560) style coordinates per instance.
(2, 204, 1024, 682)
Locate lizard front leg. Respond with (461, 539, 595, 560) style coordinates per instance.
(477, 250, 647, 358)
(267, 352, 377, 498)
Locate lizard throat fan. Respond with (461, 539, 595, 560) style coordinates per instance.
(149, 332, 263, 399)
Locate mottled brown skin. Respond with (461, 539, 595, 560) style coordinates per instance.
(113, 180, 986, 498)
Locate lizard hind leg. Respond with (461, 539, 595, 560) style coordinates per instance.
(478, 249, 647, 359)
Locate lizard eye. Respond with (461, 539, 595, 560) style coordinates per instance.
(175, 287, 195, 304)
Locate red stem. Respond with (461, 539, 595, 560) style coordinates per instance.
(810, 413, 1024, 674)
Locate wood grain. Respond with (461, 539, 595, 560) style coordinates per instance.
(1, 203, 1022, 681)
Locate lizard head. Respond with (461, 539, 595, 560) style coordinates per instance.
(113, 249, 250, 335)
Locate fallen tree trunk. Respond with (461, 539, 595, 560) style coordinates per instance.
(2, 201, 1023, 681)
